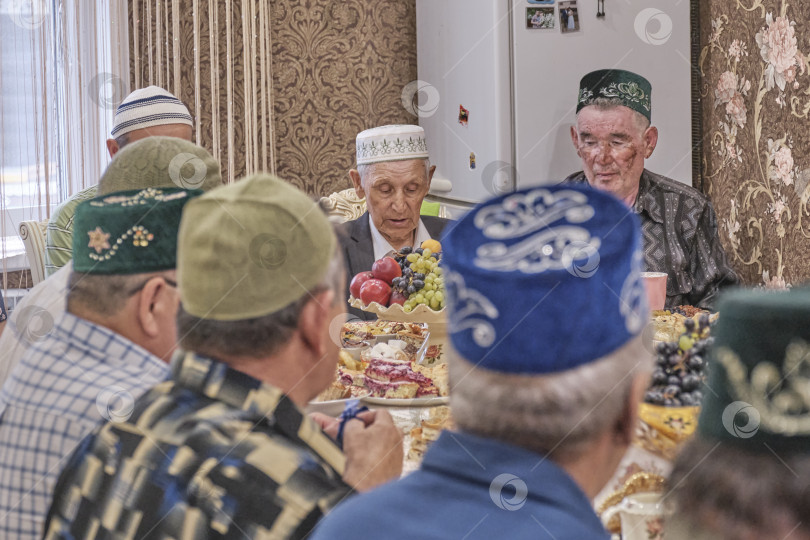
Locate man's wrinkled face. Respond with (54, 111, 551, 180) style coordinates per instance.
(570, 106, 657, 201)
(352, 159, 432, 249)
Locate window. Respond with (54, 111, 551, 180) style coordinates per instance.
(0, 0, 128, 284)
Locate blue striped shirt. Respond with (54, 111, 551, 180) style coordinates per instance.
(0, 312, 169, 539)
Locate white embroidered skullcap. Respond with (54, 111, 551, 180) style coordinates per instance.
(111, 86, 193, 138)
(355, 124, 429, 166)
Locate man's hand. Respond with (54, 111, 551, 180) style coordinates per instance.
(340, 409, 403, 492)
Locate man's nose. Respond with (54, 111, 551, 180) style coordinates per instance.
(391, 191, 407, 210)
(594, 142, 612, 164)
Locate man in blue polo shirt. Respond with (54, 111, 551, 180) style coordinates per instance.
(313, 183, 653, 538)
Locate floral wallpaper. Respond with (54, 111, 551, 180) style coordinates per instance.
(270, 1, 418, 196)
(700, 0, 810, 287)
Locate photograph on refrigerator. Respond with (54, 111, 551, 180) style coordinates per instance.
(527, 7, 555, 30)
(559, 1, 580, 33)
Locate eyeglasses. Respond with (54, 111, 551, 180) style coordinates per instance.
(126, 276, 178, 297)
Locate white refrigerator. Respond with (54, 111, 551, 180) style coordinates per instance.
(415, 0, 693, 217)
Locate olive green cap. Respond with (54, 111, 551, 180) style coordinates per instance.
(178, 174, 336, 321)
(699, 288, 810, 455)
(99, 136, 222, 195)
(576, 69, 652, 121)
(73, 187, 201, 275)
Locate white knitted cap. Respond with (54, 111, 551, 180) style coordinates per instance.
(111, 86, 193, 138)
(355, 124, 429, 166)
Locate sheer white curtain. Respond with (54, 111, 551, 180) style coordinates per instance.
(0, 0, 128, 293)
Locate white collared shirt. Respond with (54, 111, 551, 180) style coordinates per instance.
(369, 217, 432, 260)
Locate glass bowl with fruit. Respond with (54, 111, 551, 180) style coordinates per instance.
(349, 240, 447, 360)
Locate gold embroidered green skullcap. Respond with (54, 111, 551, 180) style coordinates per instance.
(178, 174, 337, 320)
(699, 288, 810, 454)
(576, 69, 652, 121)
(99, 136, 222, 195)
(73, 187, 202, 275)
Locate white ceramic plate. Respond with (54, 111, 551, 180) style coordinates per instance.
(306, 393, 369, 417)
(361, 395, 449, 408)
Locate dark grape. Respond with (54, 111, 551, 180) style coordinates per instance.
(652, 370, 667, 385)
(692, 390, 703, 402)
(415, 248, 424, 255)
(412, 279, 425, 290)
(402, 268, 413, 278)
(687, 355, 704, 370)
(414, 273, 426, 281)
(682, 374, 701, 391)
(664, 384, 681, 396)
(664, 398, 676, 407)
(400, 246, 412, 254)
(684, 318, 696, 331)
(699, 313, 710, 328)
(667, 375, 681, 386)
(670, 397, 683, 407)
(667, 355, 681, 367)
(407, 284, 416, 295)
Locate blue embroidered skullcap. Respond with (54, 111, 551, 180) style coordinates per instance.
(441, 184, 647, 374)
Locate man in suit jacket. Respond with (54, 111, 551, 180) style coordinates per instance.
(340, 125, 450, 320)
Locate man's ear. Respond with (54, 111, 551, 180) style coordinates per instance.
(570, 126, 582, 158)
(643, 126, 658, 159)
(615, 372, 648, 446)
(135, 277, 173, 339)
(106, 139, 119, 158)
(349, 169, 365, 199)
(297, 289, 335, 357)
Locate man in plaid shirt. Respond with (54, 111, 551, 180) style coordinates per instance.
(42, 174, 403, 539)
(0, 187, 199, 539)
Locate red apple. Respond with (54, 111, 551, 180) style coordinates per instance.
(359, 279, 392, 306)
(350, 271, 374, 299)
(389, 290, 408, 306)
(371, 256, 402, 285)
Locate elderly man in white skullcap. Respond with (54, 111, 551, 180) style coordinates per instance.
(340, 124, 450, 320)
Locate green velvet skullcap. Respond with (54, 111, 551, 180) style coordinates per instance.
(576, 69, 652, 121)
(698, 288, 810, 455)
(178, 174, 337, 321)
(99, 136, 222, 195)
(73, 187, 201, 275)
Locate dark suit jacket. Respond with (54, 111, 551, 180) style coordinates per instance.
(338, 212, 451, 321)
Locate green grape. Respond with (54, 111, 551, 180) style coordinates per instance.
(679, 335, 694, 352)
(434, 267, 442, 276)
(434, 291, 444, 302)
(423, 248, 433, 257)
(429, 297, 440, 310)
(425, 290, 435, 300)
(404, 304, 413, 313)
(407, 253, 419, 263)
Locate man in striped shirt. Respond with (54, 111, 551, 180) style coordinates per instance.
(0, 186, 199, 539)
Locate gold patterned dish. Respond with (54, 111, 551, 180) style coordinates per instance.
(596, 471, 667, 535)
(634, 403, 700, 460)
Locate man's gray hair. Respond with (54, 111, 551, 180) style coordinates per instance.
(177, 246, 345, 359)
(355, 158, 431, 183)
(449, 334, 652, 459)
(578, 97, 651, 131)
(67, 270, 175, 317)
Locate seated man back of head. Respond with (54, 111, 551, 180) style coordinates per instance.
(0, 187, 198, 539)
(0, 137, 221, 387)
(313, 184, 653, 539)
(666, 288, 810, 540)
(44, 85, 195, 277)
(43, 174, 403, 539)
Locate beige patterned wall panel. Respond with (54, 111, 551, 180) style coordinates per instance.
(129, 0, 277, 184)
(270, 1, 418, 196)
(700, 0, 810, 287)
